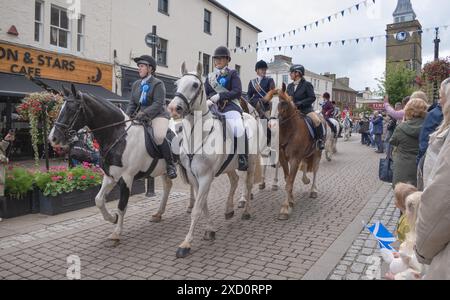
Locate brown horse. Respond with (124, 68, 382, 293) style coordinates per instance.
(268, 84, 323, 220)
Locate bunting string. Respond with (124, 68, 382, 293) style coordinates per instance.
(229, 24, 449, 54)
(232, 0, 378, 53)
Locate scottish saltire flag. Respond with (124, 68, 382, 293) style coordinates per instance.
(365, 221, 396, 251)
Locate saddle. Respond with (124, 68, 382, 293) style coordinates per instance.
(301, 114, 317, 140)
(142, 124, 176, 160)
(207, 104, 249, 177)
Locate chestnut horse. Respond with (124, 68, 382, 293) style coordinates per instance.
(269, 84, 324, 220)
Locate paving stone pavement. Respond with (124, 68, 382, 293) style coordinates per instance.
(327, 189, 399, 280)
(0, 136, 387, 280)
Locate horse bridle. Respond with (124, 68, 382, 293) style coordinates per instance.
(174, 73, 205, 115)
(54, 97, 87, 140)
(54, 93, 133, 141)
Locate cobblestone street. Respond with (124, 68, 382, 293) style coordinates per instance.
(0, 136, 393, 280)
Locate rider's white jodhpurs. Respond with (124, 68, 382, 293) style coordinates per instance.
(224, 111, 245, 138)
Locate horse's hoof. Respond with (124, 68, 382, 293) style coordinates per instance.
(203, 231, 216, 241)
(225, 211, 235, 220)
(109, 233, 120, 242)
(302, 178, 311, 185)
(186, 207, 193, 214)
(112, 213, 119, 225)
(176, 247, 191, 258)
(310, 192, 318, 199)
(151, 215, 162, 223)
(241, 213, 251, 220)
(238, 201, 246, 209)
(278, 214, 289, 221)
(271, 185, 279, 191)
(105, 239, 120, 248)
(259, 183, 266, 190)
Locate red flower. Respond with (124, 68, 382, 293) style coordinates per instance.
(90, 176, 95, 180)
(81, 175, 87, 180)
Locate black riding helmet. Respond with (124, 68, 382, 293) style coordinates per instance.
(289, 64, 305, 76)
(134, 55, 157, 71)
(213, 46, 231, 62)
(255, 60, 268, 71)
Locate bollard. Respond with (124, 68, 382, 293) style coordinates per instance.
(146, 177, 156, 198)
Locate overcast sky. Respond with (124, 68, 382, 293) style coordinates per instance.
(217, 0, 450, 91)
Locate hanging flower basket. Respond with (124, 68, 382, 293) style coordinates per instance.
(16, 92, 63, 168)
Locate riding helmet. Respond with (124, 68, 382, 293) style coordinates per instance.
(213, 46, 232, 62)
(134, 55, 157, 70)
(289, 64, 305, 76)
(255, 60, 268, 71)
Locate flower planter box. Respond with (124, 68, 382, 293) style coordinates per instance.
(39, 186, 99, 216)
(0, 192, 33, 219)
(106, 179, 146, 202)
(31, 187, 41, 214)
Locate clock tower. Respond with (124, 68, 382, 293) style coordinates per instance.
(386, 0, 422, 75)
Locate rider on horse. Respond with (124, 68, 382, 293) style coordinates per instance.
(205, 46, 248, 171)
(322, 92, 338, 138)
(126, 54, 177, 179)
(287, 64, 325, 150)
(247, 60, 275, 114)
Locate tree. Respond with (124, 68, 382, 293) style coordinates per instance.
(420, 57, 450, 102)
(377, 65, 416, 106)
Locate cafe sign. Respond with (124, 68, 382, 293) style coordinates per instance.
(0, 42, 113, 90)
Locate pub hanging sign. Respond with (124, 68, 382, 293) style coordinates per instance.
(0, 42, 113, 90)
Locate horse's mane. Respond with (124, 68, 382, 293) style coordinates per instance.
(82, 92, 124, 117)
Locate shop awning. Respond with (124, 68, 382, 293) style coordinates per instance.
(0, 72, 45, 97)
(33, 78, 128, 103)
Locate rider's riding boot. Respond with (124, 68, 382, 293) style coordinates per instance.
(333, 125, 338, 139)
(237, 135, 249, 171)
(338, 125, 343, 138)
(315, 125, 325, 150)
(159, 139, 177, 179)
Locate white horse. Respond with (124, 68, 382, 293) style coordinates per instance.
(343, 115, 352, 141)
(324, 117, 339, 162)
(168, 62, 261, 258)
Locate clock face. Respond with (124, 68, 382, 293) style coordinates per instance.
(396, 31, 408, 41)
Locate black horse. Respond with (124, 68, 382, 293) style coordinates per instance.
(49, 85, 174, 241)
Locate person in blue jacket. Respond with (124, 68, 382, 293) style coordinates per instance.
(205, 46, 247, 171)
(247, 60, 275, 114)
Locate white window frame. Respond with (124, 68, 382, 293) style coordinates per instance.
(50, 5, 71, 50)
(35, 1, 44, 43)
(157, 38, 168, 67)
(236, 27, 242, 48)
(77, 15, 85, 52)
(158, 0, 169, 15)
(204, 9, 212, 34)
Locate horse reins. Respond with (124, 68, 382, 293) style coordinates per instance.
(174, 73, 205, 116)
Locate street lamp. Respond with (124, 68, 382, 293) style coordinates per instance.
(143, 26, 159, 198)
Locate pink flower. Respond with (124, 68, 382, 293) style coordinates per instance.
(81, 175, 87, 180)
(90, 176, 95, 180)
(51, 176, 60, 182)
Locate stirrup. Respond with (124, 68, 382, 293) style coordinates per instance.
(238, 154, 248, 171)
